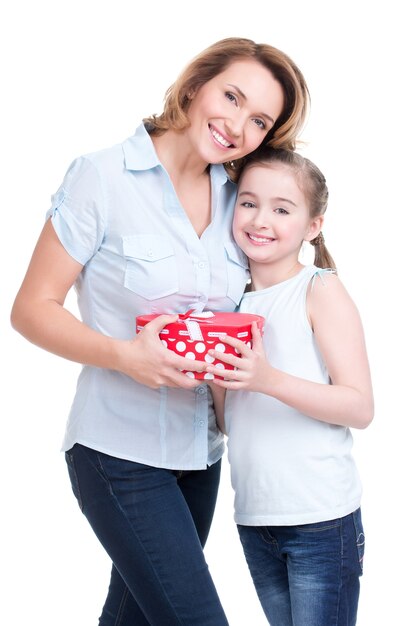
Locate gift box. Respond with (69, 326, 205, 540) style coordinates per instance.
(136, 309, 265, 380)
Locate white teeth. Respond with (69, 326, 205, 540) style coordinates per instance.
(210, 127, 232, 148)
(248, 233, 274, 243)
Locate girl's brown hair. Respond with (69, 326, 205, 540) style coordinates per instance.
(242, 147, 336, 270)
(143, 37, 309, 170)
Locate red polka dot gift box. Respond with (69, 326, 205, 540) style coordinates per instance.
(136, 309, 265, 380)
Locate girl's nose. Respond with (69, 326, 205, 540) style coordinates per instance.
(251, 210, 269, 230)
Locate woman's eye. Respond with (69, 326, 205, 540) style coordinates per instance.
(253, 118, 266, 130)
(225, 92, 238, 105)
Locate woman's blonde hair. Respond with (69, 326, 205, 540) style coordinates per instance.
(242, 147, 336, 270)
(144, 37, 309, 168)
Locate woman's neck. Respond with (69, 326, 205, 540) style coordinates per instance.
(151, 129, 209, 182)
(151, 129, 212, 237)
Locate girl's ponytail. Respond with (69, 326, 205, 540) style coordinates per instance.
(310, 232, 336, 270)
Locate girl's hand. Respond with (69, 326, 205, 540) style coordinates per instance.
(119, 314, 207, 389)
(206, 322, 271, 391)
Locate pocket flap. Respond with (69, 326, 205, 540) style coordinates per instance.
(123, 235, 175, 262)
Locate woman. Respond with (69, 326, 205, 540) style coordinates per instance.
(11, 37, 309, 625)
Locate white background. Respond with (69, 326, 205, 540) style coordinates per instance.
(1, 1, 417, 624)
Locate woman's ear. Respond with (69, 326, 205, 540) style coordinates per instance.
(305, 215, 324, 242)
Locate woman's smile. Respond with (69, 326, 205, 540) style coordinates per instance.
(208, 123, 235, 149)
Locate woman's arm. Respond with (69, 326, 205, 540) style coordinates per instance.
(206, 274, 374, 429)
(11, 220, 207, 389)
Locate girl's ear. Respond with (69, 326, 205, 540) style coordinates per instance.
(305, 215, 324, 242)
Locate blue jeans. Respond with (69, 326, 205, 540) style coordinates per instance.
(65, 444, 228, 625)
(237, 509, 365, 626)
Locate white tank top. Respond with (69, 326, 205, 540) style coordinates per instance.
(225, 265, 362, 526)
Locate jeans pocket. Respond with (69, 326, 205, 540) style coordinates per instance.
(352, 508, 365, 574)
(65, 449, 84, 512)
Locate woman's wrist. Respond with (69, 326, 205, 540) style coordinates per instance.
(107, 337, 131, 375)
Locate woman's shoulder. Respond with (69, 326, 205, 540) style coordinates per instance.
(81, 141, 126, 171)
(75, 124, 151, 173)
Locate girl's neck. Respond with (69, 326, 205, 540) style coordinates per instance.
(248, 260, 304, 291)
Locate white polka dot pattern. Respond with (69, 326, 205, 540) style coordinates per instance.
(135, 311, 265, 380)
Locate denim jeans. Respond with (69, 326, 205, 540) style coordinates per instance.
(65, 444, 228, 625)
(237, 509, 365, 626)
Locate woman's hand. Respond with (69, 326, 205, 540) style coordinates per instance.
(118, 314, 208, 389)
(11, 221, 206, 391)
(205, 322, 271, 391)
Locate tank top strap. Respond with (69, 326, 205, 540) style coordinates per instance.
(309, 267, 337, 291)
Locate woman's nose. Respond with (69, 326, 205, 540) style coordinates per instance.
(225, 112, 246, 138)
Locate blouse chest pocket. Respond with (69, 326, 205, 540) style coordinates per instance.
(224, 241, 250, 305)
(123, 234, 179, 300)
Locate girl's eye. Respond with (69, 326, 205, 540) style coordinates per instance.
(274, 207, 289, 215)
(225, 92, 237, 105)
(253, 118, 266, 130)
(242, 201, 256, 208)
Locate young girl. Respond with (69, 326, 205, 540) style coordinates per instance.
(206, 147, 374, 626)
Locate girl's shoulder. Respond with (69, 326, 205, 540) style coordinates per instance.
(308, 265, 338, 287)
(307, 267, 360, 327)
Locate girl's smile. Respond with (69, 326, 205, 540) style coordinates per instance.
(245, 232, 277, 245)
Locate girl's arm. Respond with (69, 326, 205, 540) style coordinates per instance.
(11, 220, 207, 389)
(207, 274, 374, 429)
(208, 383, 227, 434)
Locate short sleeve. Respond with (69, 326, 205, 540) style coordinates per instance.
(46, 156, 106, 265)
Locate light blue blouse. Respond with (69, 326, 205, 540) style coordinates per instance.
(47, 123, 249, 470)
